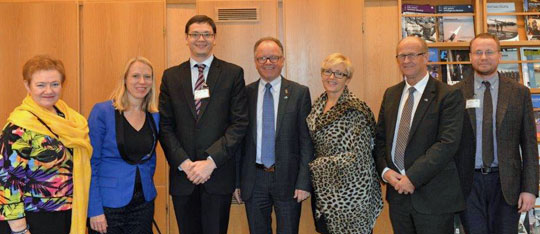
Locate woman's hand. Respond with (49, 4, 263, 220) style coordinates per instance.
(90, 214, 108, 233)
(8, 218, 30, 234)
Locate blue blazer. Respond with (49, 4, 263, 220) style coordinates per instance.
(87, 100, 159, 217)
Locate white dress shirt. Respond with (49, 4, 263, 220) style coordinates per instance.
(189, 55, 214, 91)
(382, 73, 429, 178)
(256, 77, 282, 164)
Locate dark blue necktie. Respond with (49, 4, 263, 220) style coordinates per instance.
(261, 83, 275, 168)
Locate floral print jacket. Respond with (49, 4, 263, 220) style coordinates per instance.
(0, 123, 73, 220)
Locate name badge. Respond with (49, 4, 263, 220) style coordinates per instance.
(194, 88, 210, 100)
(466, 99, 480, 109)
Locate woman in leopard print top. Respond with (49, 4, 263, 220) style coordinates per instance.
(307, 53, 383, 234)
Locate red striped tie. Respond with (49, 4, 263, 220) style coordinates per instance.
(194, 64, 206, 116)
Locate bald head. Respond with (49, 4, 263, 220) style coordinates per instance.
(396, 36, 428, 54)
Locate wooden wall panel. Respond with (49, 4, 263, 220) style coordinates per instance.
(0, 1, 79, 124)
(167, 3, 197, 67)
(80, 0, 168, 231)
(363, 0, 399, 232)
(80, 0, 166, 116)
(197, 0, 279, 84)
(283, 0, 364, 101)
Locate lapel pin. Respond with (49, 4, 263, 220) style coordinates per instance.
(424, 98, 428, 102)
(284, 89, 289, 99)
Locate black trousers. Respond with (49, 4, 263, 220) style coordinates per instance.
(389, 195, 454, 234)
(0, 209, 71, 234)
(88, 175, 155, 234)
(172, 185, 232, 234)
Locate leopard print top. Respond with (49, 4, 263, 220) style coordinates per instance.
(307, 87, 383, 234)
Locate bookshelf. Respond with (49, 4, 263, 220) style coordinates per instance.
(398, 0, 540, 89)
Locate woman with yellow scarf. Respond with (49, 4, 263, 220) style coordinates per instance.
(0, 55, 92, 234)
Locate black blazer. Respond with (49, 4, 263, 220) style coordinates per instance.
(159, 57, 248, 196)
(374, 76, 466, 214)
(238, 78, 314, 201)
(455, 75, 539, 205)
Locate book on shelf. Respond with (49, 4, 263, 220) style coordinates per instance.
(534, 110, 540, 139)
(427, 48, 441, 79)
(498, 48, 520, 82)
(525, 0, 540, 40)
(532, 93, 540, 108)
(437, 5, 474, 42)
(487, 3, 519, 41)
(440, 49, 472, 85)
(436, 5, 474, 13)
(402, 4, 437, 43)
(520, 47, 540, 88)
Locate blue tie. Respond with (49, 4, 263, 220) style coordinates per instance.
(261, 83, 275, 168)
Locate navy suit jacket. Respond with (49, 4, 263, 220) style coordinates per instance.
(87, 100, 159, 217)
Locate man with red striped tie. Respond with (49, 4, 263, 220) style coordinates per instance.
(159, 15, 248, 234)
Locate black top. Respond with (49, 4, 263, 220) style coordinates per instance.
(122, 115, 154, 163)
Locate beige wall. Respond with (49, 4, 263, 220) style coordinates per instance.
(0, 0, 400, 233)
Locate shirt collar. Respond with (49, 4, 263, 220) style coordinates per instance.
(190, 55, 214, 69)
(474, 72, 499, 90)
(404, 72, 429, 94)
(259, 76, 282, 90)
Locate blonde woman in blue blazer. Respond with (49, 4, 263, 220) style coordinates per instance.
(87, 57, 159, 234)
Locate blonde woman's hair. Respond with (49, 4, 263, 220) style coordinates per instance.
(321, 53, 354, 79)
(110, 56, 158, 112)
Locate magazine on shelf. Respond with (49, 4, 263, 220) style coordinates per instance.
(438, 16, 475, 42)
(440, 49, 472, 85)
(437, 5, 474, 42)
(498, 48, 520, 82)
(526, 0, 540, 40)
(402, 4, 437, 43)
(427, 48, 441, 79)
(487, 3, 519, 41)
(521, 47, 540, 88)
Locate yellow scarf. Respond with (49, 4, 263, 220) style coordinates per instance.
(7, 95, 92, 234)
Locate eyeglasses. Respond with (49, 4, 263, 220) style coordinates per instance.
(472, 50, 498, 57)
(321, 69, 349, 79)
(256, 56, 282, 64)
(396, 52, 425, 61)
(187, 33, 215, 40)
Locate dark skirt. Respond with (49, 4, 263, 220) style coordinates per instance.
(0, 209, 71, 234)
(88, 171, 155, 234)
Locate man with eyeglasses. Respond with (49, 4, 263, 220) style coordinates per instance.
(159, 15, 248, 234)
(374, 36, 465, 234)
(235, 37, 313, 234)
(455, 33, 538, 234)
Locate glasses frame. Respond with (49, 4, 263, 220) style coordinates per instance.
(187, 33, 215, 40)
(321, 69, 349, 79)
(471, 50, 499, 57)
(256, 56, 282, 64)
(395, 52, 426, 61)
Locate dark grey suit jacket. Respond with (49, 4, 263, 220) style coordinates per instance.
(159, 57, 248, 196)
(374, 76, 466, 214)
(238, 78, 314, 201)
(455, 75, 539, 205)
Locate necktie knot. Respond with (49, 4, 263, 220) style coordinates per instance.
(408, 87, 416, 95)
(483, 81, 491, 89)
(265, 83, 272, 90)
(195, 64, 206, 73)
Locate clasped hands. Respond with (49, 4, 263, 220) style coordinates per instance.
(383, 169, 415, 195)
(180, 159, 217, 185)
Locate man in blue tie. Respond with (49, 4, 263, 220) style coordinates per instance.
(235, 37, 313, 234)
